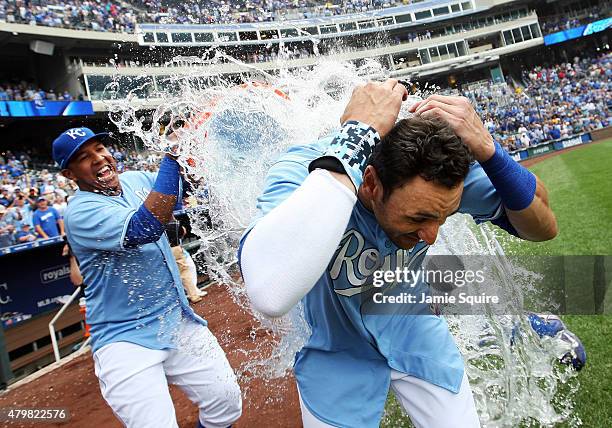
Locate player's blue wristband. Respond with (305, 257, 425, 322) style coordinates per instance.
(480, 142, 536, 211)
(308, 120, 380, 190)
(124, 204, 164, 248)
(153, 156, 180, 196)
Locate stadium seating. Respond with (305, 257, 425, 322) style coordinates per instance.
(0, 81, 75, 102)
(0, 0, 406, 33)
(0, 149, 162, 248)
(462, 53, 611, 151)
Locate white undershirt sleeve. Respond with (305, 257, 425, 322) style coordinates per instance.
(241, 169, 357, 317)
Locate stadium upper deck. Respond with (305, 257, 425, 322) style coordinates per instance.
(0, 0, 446, 33)
(76, 0, 545, 101)
(0, 0, 608, 110)
(136, 0, 481, 45)
(1, 0, 522, 43)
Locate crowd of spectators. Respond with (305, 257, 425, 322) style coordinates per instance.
(539, 3, 609, 35)
(2, 0, 609, 35)
(0, 0, 139, 32)
(0, 146, 161, 248)
(0, 81, 76, 102)
(461, 53, 611, 152)
(137, 0, 406, 25)
(1, 154, 70, 248)
(0, 0, 408, 32)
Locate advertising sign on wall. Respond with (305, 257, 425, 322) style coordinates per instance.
(0, 101, 94, 117)
(0, 241, 75, 328)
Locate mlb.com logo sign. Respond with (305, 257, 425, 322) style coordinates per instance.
(40, 264, 71, 284)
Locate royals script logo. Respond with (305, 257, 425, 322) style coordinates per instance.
(329, 229, 429, 297)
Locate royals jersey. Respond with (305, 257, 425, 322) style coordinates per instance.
(65, 171, 206, 354)
(240, 128, 507, 427)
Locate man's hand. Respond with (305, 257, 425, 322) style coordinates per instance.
(409, 95, 495, 162)
(410, 96, 557, 241)
(341, 79, 408, 138)
(161, 129, 181, 158)
(34, 224, 46, 239)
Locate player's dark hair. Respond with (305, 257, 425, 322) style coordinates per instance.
(368, 117, 473, 200)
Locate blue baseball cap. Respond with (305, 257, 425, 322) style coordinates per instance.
(52, 127, 109, 169)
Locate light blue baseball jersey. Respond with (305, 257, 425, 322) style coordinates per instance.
(65, 171, 206, 354)
(239, 129, 507, 427)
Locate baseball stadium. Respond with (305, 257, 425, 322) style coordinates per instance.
(0, 0, 610, 426)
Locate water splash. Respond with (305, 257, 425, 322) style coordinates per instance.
(425, 216, 580, 427)
(105, 54, 579, 426)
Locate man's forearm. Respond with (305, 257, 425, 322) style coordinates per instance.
(505, 176, 558, 241)
(69, 256, 83, 286)
(143, 191, 177, 224)
(35, 225, 48, 238)
(123, 155, 180, 247)
(143, 155, 180, 224)
(480, 142, 557, 242)
(241, 169, 357, 318)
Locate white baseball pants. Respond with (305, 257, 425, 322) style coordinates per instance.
(299, 370, 480, 428)
(93, 321, 242, 428)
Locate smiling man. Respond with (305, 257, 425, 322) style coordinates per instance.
(53, 127, 241, 428)
(239, 80, 564, 427)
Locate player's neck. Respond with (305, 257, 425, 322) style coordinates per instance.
(94, 186, 122, 197)
(78, 182, 122, 196)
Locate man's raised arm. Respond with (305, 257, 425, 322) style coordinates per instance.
(241, 80, 407, 318)
(411, 95, 557, 241)
(122, 153, 181, 248)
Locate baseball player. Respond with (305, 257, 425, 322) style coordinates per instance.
(53, 127, 241, 428)
(239, 80, 576, 427)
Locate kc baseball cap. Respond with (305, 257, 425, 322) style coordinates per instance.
(52, 127, 109, 169)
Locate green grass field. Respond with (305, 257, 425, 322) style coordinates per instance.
(517, 139, 612, 256)
(382, 139, 612, 427)
(522, 139, 612, 428)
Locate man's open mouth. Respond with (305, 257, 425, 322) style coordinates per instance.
(96, 165, 115, 183)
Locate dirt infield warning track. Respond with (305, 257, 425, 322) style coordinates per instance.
(0, 284, 301, 427)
